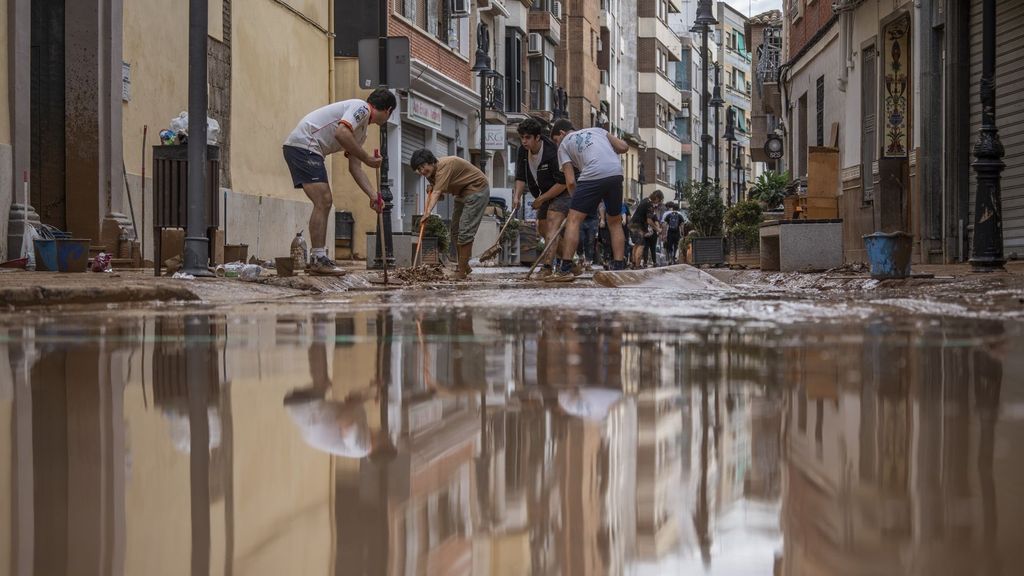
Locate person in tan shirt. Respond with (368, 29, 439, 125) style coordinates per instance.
(410, 149, 490, 279)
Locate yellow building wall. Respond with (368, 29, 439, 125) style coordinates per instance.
(122, 383, 194, 576)
(231, 0, 332, 202)
(332, 60, 382, 257)
(121, 0, 189, 173)
(0, 0, 10, 144)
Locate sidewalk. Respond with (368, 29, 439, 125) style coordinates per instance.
(1, 260, 1022, 309)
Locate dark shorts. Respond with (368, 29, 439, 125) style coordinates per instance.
(628, 223, 647, 246)
(283, 145, 329, 188)
(570, 175, 624, 217)
(536, 191, 571, 221)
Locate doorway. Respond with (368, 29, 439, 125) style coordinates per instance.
(30, 0, 68, 230)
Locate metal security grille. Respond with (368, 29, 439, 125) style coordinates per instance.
(969, 0, 1024, 252)
(401, 123, 426, 164)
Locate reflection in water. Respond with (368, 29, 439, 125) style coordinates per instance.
(0, 310, 1022, 575)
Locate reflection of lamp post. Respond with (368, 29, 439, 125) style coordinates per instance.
(691, 1, 718, 187)
(472, 23, 493, 173)
(709, 63, 725, 190)
(724, 107, 737, 207)
(970, 0, 1006, 271)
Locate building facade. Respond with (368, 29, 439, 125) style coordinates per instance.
(715, 2, 755, 204)
(638, 0, 684, 200)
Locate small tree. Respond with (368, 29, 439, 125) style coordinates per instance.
(682, 181, 725, 237)
(724, 200, 763, 251)
(749, 171, 790, 211)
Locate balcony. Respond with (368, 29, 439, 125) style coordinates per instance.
(528, 9, 561, 45)
(600, 69, 613, 104)
(485, 72, 506, 124)
(639, 17, 681, 60)
(600, 9, 615, 30)
(639, 72, 682, 110)
(639, 127, 682, 158)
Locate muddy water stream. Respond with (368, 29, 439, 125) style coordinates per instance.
(1, 302, 1022, 575)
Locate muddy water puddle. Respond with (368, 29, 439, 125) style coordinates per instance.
(1, 306, 1023, 575)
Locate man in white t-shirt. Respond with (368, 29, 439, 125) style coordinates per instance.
(283, 88, 396, 275)
(545, 119, 630, 282)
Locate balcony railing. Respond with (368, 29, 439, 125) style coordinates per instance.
(487, 72, 505, 113)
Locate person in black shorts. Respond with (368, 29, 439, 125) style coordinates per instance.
(629, 190, 663, 269)
(546, 119, 631, 282)
(661, 202, 686, 264)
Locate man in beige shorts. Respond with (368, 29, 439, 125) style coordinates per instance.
(411, 150, 490, 279)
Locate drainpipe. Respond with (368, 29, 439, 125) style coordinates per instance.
(328, 0, 335, 103)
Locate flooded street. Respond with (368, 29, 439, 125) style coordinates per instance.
(2, 294, 1023, 575)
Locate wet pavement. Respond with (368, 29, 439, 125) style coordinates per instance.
(2, 290, 1024, 575)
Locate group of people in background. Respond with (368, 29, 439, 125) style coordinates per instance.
(285, 86, 688, 280)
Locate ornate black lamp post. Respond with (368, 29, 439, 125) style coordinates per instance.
(709, 63, 725, 190)
(691, 1, 718, 187)
(472, 23, 493, 174)
(724, 107, 737, 207)
(970, 0, 1006, 271)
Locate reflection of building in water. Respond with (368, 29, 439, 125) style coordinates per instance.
(779, 324, 1023, 576)
(636, 385, 684, 560)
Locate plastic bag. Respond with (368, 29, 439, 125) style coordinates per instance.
(168, 112, 221, 145)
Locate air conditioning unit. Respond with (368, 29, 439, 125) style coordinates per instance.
(553, 2, 563, 20)
(450, 0, 469, 17)
(528, 33, 543, 55)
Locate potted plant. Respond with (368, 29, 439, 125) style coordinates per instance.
(682, 181, 726, 265)
(419, 214, 449, 265)
(749, 170, 789, 220)
(498, 217, 521, 265)
(724, 200, 763, 267)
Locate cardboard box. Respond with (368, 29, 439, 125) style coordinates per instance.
(807, 147, 840, 198)
(803, 197, 839, 220)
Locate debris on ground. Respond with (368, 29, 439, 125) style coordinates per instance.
(171, 272, 195, 280)
(392, 265, 450, 283)
(825, 262, 870, 275)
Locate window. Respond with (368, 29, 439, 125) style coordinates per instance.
(505, 33, 523, 112)
(816, 75, 825, 146)
(736, 32, 746, 55)
(399, 0, 455, 46)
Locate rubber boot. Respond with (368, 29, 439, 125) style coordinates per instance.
(456, 243, 473, 279)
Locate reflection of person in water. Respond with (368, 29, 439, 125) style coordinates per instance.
(283, 317, 391, 459)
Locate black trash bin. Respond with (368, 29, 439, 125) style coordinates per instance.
(335, 210, 355, 259)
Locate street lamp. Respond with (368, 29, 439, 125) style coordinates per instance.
(970, 0, 1006, 271)
(691, 1, 718, 187)
(472, 22, 493, 173)
(709, 63, 725, 190)
(724, 107, 737, 207)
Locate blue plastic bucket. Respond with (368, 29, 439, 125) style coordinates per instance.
(33, 238, 58, 271)
(862, 232, 912, 279)
(56, 239, 90, 273)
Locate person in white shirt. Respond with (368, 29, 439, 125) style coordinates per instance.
(545, 119, 630, 282)
(283, 88, 396, 275)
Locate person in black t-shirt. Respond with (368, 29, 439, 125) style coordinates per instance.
(628, 190, 663, 269)
(512, 118, 570, 276)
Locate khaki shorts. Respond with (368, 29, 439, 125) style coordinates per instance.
(451, 188, 490, 246)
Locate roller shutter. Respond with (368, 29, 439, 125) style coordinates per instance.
(969, 0, 1024, 253)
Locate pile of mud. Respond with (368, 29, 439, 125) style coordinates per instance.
(391, 265, 450, 283)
